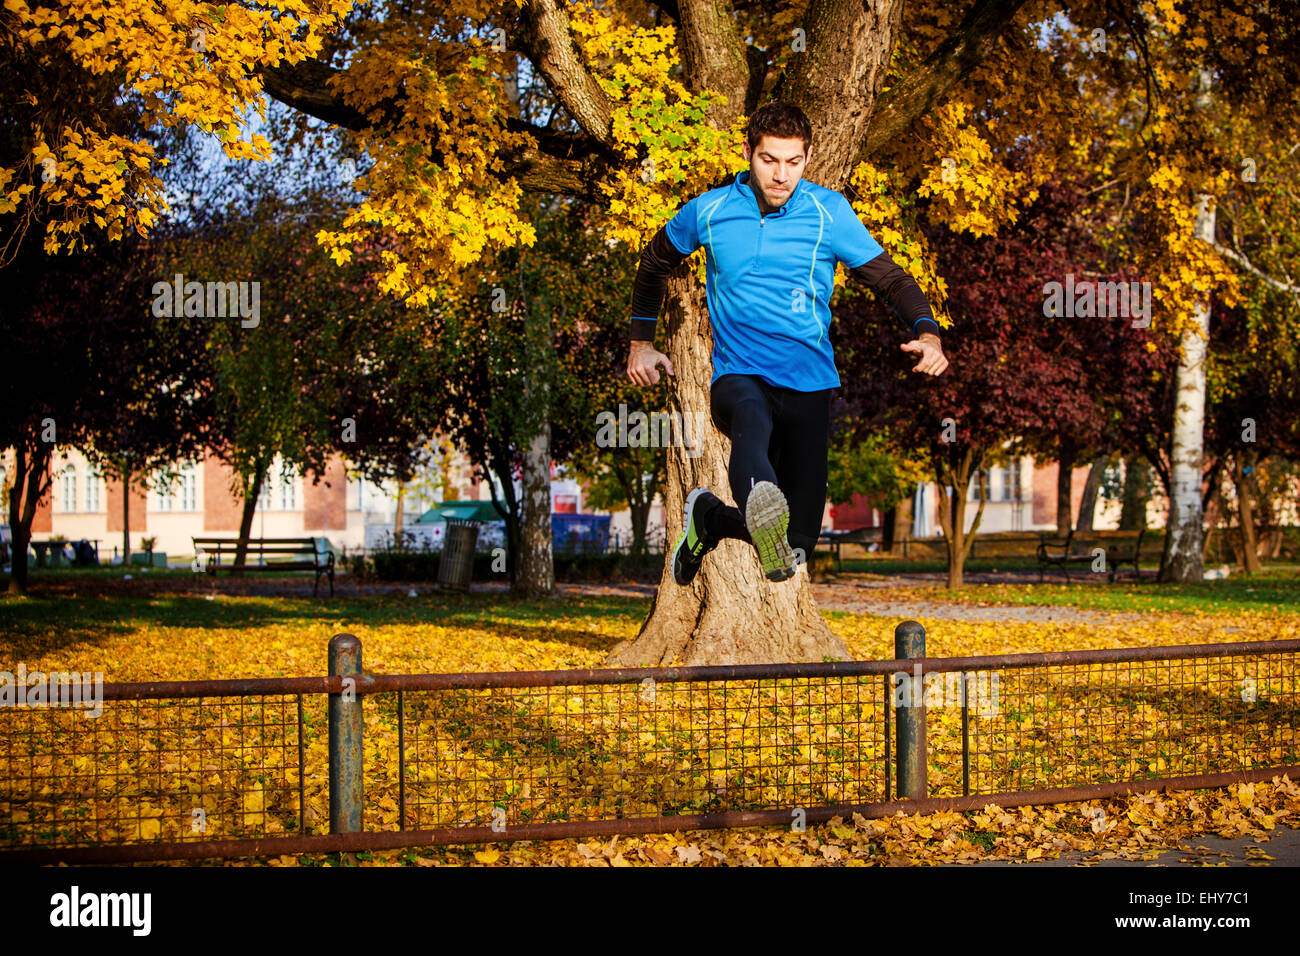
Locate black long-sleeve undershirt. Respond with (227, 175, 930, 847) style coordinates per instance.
(627, 225, 941, 343)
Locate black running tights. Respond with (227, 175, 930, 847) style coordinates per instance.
(697, 373, 833, 561)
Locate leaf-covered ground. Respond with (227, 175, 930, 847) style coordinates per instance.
(2, 571, 1298, 866)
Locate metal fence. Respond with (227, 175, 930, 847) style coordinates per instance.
(2, 627, 1297, 863)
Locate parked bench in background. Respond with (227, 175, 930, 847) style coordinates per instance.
(1036, 531, 1096, 582)
(192, 536, 334, 596)
(1105, 527, 1146, 582)
(818, 527, 883, 572)
(1037, 529, 1146, 583)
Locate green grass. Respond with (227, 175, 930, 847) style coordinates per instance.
(0, 584, 648, 646)
(899, 570, 1300, 614)
(836, 556, 1044, 574)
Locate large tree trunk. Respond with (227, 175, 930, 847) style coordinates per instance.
(1075, 454, 1107, 533)
(7, 441, 52, 594)
(1161, 195, 1214, 582)
(628, 497, 651, 558)
(881, 505, 896, 553)
(514, 258, 555, 598)
(606, 0, 908, 665)
(1232, 451, 1263, 574)
(393, 480, 406, 541)
(121, 466, 131, 565)
(1056, 440, 1076, 536)
(1118, 456, 1149, 530)
(232, 460, 268, 575)
(516, 420, 555, 597)
(891, 494, 913, 552)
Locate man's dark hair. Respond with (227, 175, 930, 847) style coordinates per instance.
(746, 101, 813, 154)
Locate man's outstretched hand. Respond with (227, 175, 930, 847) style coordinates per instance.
(627, 340, 675, 386)
(901, 332, 949, 376)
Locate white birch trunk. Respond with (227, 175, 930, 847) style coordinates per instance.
(517, 419, 555, 596)
(1162, 193, 1214, 582)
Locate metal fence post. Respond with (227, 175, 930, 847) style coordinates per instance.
(895, 620, 928, 801)
(329, 633, 363, 835)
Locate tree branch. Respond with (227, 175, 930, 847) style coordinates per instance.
(261, 58, 610, 200)
(858, 0, 1032, 160)
(506, 1, 614, 146)
(1214, 241, 1300, 296)
(676, 0, 752, 128)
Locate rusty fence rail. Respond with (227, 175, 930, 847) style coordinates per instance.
(2, 627, 1298, 863)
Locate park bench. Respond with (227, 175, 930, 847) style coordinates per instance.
(818, 527, 883, 572)
(1035, 530, 1099, 582)
(1104, 528, 1146, 583)
(1036, 529, 1146, 583)
(192, 536, 335, 596)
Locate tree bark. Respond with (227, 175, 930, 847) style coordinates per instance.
(121, 466, 131, 566)
(891, 494, 913, 552)
(1056, 440, 1076, 536)
(1232, 451, 1263, 574)
(1075, 454, 1107, 533)
(1118, 456, 1149, 530)
(516, 420, 555, 597)
(629, 497, 651, 558)
(881, 505, 896, 553)
(933, 448, 986, 589)
(1161, 194, 1214, 582)
(7, 441, 52, 594)
(232, 460, 268, 575)
(393, 480, 406, 542)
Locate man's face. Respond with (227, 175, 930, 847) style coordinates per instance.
(742, 135, 810, 211)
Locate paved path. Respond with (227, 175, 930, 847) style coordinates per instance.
(950, 824, 1300, 866)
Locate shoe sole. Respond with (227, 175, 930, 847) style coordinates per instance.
(671, 488, 711, 586)
(745, 481, 796, 582)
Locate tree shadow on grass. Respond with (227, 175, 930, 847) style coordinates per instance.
(0, 581, 646, 658)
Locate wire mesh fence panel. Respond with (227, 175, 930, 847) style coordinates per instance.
(2, 639, 1297, 861)
(940, 651, 1300, 797)
(0, 694, 312, 848)
(393, 675, 887, 831)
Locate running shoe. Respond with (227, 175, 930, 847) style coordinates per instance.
(671, 487, 720, 586)
(745, 480, 797, 582)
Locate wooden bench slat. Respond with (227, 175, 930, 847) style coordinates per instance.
(191, 536, 335, 596)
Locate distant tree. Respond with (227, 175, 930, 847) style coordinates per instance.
(838, 179, 1168, 586)
(0, 233, 211, 592)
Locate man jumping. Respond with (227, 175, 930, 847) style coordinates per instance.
(626, 101, 949, 585)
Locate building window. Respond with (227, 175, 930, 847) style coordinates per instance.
(155, 472, 172, 512)
(152, 464, 196, 512)
(279, 465, 296, 511)
(85, 467, 101, 512)
(999, 462, 1021, 502)
(966, 469, 991, 502)
(258, 461, 297, 511)
(61, 465, 77, 513)
(178, 466, 196, 511)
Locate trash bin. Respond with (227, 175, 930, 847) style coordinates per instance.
(438, 518, 480, 591)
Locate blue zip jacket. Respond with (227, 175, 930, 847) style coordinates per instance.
(629, 170, 940, 391)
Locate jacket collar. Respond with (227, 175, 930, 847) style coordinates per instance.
(734, 170, 804, 217)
